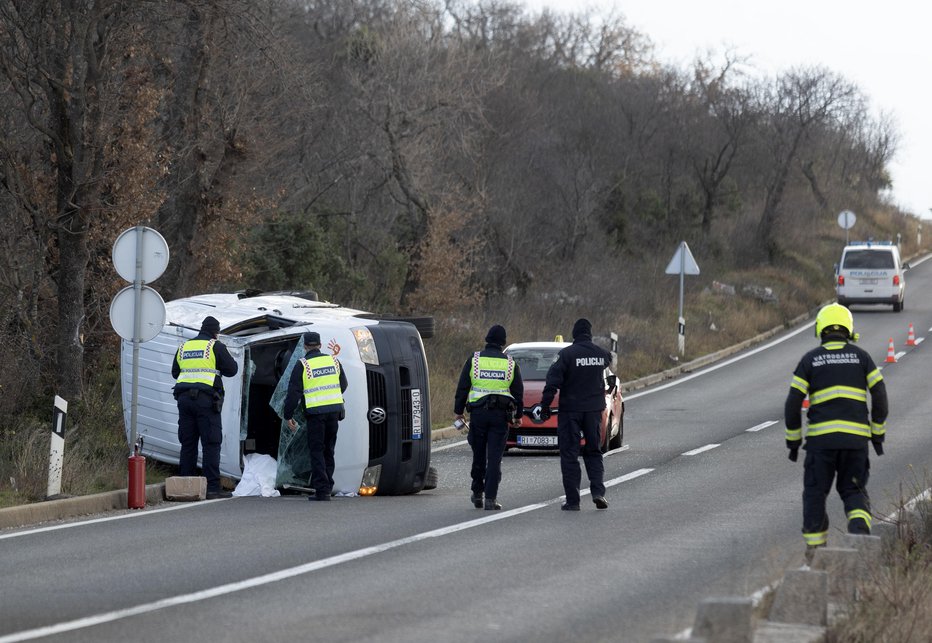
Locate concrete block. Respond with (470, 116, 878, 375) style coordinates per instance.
(810, 547, 859, 602)
(871, 520, 898, 560)
(754, 620, 825, 643)
(840, 533, 882, 564)
(692, 596, 753, 643)
(769, 568, 828, 626)
(164, 476, 206, 501)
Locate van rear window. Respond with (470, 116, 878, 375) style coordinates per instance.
(843, 250, 895, 269)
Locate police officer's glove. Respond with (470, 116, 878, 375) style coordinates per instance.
(786, 439, 800, 462)
(338, 407, 346, 421)
(871, 438, 884, 456)
(536, 404, 551, 421)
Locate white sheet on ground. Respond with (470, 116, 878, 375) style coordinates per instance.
(233, 453, 282, 497)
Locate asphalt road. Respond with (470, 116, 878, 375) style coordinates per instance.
(3, 257, 932, 643)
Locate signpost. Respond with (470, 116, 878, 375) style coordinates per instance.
(665, 241, 700, 357)
(110, 226, 169, 508)
(837, 210, 856, 244)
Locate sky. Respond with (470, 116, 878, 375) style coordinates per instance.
(521, 0, 932, 219)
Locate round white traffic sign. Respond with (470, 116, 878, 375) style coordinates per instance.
(112, 227, 170, 283)
(109, 285, 166, 342)
(837, 210, 856, 230)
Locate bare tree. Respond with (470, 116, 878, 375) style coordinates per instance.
(754, 67, 859, 261)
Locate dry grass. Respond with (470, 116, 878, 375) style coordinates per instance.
(0, 358, 170, 508)
(825, 540, 932, 642)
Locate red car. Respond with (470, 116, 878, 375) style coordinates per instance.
(504, 338, 624, 452)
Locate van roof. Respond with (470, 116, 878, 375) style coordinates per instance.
(165, 293, 374, 333)
(844, 241, 896, 249)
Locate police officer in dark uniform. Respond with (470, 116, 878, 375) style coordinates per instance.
(538, 318, 611, 511)
(172, 315, 239, 499)
(283, 332, 348, 501)
(454, 324, 524, 510)
(785, 303, 887, 558)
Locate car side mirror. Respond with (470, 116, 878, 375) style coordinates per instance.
(605, 373, 617, 393)
(902, 262, 910, 271)
(833, 262, 839, 275)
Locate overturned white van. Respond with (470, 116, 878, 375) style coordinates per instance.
(120, 291, 435, 495)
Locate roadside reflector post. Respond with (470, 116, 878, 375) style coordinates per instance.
(47, 395, 68, 499)
(665, 241, 700, 356)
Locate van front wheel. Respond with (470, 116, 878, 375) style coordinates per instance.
(423, 466, 438, 490)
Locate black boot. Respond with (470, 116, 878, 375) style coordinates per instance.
(484, 498, 502, 510)
(471, 492, 483, 509)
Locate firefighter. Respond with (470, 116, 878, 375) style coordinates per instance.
(784, 303, 887, 558)
(172, 315, 239, 499)
(538, 318, 612, 511)
(284, 332, 348, 501)
(454, 324, 524, 510)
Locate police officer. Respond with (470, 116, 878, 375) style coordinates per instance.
(283, 332, 348, 501)
(454, 324, 523, 510)
(785, 303, 887, 558)
(538, 318, 611, 511)
(172, 315, 239, 499)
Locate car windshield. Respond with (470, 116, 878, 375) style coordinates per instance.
(506, 347, 561, 380)
(843, 250, 895, 269)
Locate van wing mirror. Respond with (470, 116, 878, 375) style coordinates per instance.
(902, 262, 910, 271)
(605, 373, 617, 393)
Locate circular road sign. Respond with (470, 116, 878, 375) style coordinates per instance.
(112, 227, 170, 283)
(837, 210, 856, 230)
(109, 285, 167, 342)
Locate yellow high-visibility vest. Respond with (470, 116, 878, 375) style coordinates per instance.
(467, 353, 515, 404)
(302, 355, 344, 409)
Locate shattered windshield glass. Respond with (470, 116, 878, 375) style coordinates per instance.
(268, 337, 313, 488)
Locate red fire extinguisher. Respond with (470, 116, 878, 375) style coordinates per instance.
(128, 438, 146, 509)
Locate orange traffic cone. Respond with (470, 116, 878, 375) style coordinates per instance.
(885, 337, 897, 363)
(906, 323, 917, 346)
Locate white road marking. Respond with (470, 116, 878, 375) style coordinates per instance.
(0, 468, 654, 643)
(432, 439, 468, 452)
(0, 499, 226, 541)
(682, 444, 720, 456)
(746, 420, 778, 432)
(626, 322, 815, 400)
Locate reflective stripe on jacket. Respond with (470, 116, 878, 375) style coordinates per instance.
(785, 339, 885, 446)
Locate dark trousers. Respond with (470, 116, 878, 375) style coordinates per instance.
(803, 448, 871, 537)
(557, 410, 605, 505)
(467, 408, 508, 500)
(177, 392, 223, 493)
(306, 412, 339, 495)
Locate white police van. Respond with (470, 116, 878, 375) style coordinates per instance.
(120, 291, 435, 495)
(835, 241, 908, 312)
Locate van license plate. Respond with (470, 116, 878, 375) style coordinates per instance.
(411, 389, 422, 440)
(517, 435, 557, 447)
(859, 279, 878, 285)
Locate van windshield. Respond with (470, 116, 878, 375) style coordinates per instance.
(843, 250, 895, 270)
